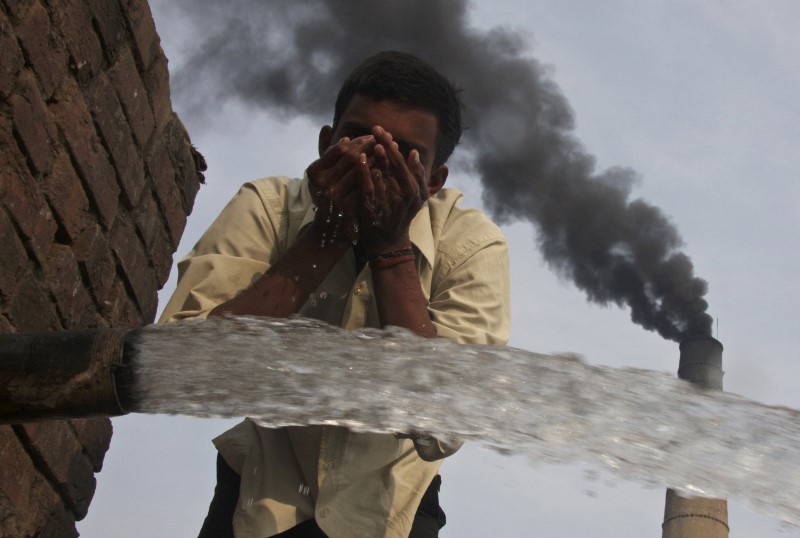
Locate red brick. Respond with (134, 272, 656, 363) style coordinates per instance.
(38, 509, 79, 538)
(144, 48, 172, 132)
(109, 216, 157, 321)
(0, 132, 58, 265)
(103, 279, 143, 327)
(50, 78, 119, 229)
(109, 45, 155, 148)
(69, 418, 112, 473)
(0, 209, 29, 301)
(134, 187, 175, 285)
(164, 116, 203, 214)
(72, 223, 115, 306)
(17, 422, 96, 519)
(2, 0, 36, 21)
(15, 1, 67, 99)
(0, 426, 75, 538)
(146, 140, 185, 243)
(0, 9, 23, 98)
(85, 0, 127, 63)
(42, 150, 92, 241)
(44, 243, 93, 327)
(11, 70, 56, 176)
(120, 0, 158, 71)
(48, 0, 104, 84)
(86, 73, 145, 208)
(0, 314, 13, 332)
(5, 271, 60, 331)
(79, 304, 108, 328)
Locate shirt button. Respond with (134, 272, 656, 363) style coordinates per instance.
(354, 284, 361, 295)
(323, 461, 334, 470)
(319, 508, 330, 518)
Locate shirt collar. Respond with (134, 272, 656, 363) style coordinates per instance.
(299, 173, 435, 268)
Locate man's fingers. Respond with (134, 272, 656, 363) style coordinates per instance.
(371, 126, 420, 196)
(373, 142, 390, 171)
(358, 153, 374, 205)
(316, 135, 375, 171)
(328, 165, 360, 199)
(409, 149, 428, 201)
(371, 169, 389, 215)
(372, 126, 405, 169)
(312, 135, 376, 190)
(373, 144, 404, 199)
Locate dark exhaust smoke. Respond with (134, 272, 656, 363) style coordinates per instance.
(163, 0, 712, 341)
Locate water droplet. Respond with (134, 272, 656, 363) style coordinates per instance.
(352, 240, 358, 246)
(311, 264, 318, 269)
(353, 224, 359, 233)
(337, 211, 344, 218)
(319, 292, 328, 300)
(312, 205, 318, 212)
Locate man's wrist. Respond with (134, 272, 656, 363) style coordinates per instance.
(368, 248, 416, 270)
(362, 234, 413, 257)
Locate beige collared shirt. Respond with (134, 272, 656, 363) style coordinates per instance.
(160, 175, 510, 538)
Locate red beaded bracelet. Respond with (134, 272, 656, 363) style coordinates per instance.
(371, 254, 416, 270)
(367, 247, 414, 262)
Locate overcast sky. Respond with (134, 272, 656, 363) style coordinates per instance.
(79, 1, 799, 536)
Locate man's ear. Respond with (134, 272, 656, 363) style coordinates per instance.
(427, 164, 448, 196)
(318, 125, 333, 157)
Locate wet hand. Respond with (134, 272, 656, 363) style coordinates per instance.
(357, 126, 429, 253)
(306, 135, 377, 246)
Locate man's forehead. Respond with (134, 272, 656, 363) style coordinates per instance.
(340, 95, 437, 124)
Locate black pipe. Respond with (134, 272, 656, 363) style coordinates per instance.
(0, 328, 140, 423)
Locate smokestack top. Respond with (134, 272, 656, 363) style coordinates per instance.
(678, 335, 723, 390)
(679, 334, 723, 353)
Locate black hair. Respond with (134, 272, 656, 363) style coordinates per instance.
(332, 51, 463, 167)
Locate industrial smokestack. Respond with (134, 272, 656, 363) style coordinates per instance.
(662, 335, 729, 537)
(0, 329, 138, 423)
(162, 0, 713, 343)
(678, 335, 724, 390)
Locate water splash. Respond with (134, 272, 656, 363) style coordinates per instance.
(131, 316, 800, 525)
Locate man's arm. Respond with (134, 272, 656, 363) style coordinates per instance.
(358, 126, 439, 337)
(210, 136, 376, 319)
(208, 225, 348, 318)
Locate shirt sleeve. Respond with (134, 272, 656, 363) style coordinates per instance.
(159, 181, 285, 323)
(428, 227, 511, 347)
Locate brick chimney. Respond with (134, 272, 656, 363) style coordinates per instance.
(0, 0, 204, 535)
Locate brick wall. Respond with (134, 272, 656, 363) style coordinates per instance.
(0, 0, 205, 535)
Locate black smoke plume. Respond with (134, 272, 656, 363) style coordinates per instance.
(161, 0, 712, 341)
